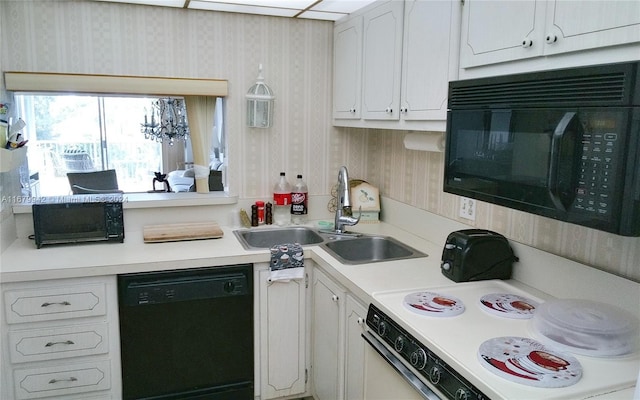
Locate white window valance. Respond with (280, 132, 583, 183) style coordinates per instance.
(4, 72, 228, 97)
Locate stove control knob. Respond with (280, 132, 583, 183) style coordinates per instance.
(377, 321, 388, 337)
(410, 348, 427, 370)
(455, 388, 471, 400)
(429, 365, 442, 384)
(441, 261, 452, 271)
(394, 336, 405, 352)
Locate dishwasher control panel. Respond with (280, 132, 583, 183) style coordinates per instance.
(118, 265, 251, 306)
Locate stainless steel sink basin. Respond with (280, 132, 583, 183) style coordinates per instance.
(320, 235, 427, 265)
(234, 227, 326, 250)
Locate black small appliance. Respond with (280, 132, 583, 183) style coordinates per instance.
(441, 229, 517, 282)
(32, 199, 124, 248)
(445, 61, 640, 236)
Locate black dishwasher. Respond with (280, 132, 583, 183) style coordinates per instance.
(118, 264, 253, 400)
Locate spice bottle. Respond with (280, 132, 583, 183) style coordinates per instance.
(256, 201, 265, 224)
(265, 202, 273, 225)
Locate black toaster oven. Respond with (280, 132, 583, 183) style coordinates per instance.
(32, 199, 125, 248)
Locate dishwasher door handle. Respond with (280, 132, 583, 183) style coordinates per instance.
(362, 331, 441, 400)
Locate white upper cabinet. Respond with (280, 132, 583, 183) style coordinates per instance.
(401, 0, 458, 121)
(333, 16, 363, 120)
(545, 1, 640, 55)
(333, 0, 461, 131)
(361, 1, 404, 120)
(460, 0, 640, 69)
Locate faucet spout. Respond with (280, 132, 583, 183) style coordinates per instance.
(334, 166, 360, 234)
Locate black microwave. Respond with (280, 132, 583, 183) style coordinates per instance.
(445, 62, 640, 236)
(33, 199, 125, 248)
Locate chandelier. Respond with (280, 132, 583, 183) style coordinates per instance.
(141, 98, 189, 145)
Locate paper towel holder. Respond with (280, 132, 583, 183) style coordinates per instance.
(403, 131, 445, 152)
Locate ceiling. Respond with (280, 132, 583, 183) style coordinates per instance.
(92, 0, 377, 21)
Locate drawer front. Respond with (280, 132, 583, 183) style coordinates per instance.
(9, 323, 109, 363)
(5, 284, 106, 324)
(13, 360, 111, 400)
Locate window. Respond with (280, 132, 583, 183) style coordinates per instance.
(15, 94, 225, 196)
(5, 72, 229, 197)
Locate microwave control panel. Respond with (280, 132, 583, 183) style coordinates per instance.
(574, 130, 618, 217)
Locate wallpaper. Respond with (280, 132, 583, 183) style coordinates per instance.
(1, 0, 638, 282)
(0, 0, 344, 200)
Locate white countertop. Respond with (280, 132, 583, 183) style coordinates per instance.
(0, 221, 447, 294)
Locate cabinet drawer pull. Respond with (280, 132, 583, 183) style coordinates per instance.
(331, 294, 339, 302)
(357, 317, 364, 325)
(48, 377, 78, 384)
(522, 38, 533, 48)
(41, 301, 71, 307)
(45, 340, 75, 347)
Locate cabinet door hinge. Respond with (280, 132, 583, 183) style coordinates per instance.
(305, 368, 308, 383)
(305, 273, 309, 288)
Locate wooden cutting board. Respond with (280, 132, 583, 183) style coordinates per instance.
(143, 221, 224, 243)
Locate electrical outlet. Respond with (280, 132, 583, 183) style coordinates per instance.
(459, 197, 476, 221)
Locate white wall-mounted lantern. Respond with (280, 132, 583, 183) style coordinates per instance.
(246, 64, 274, 128)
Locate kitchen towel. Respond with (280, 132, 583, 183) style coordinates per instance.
(270, 243, 304, 281)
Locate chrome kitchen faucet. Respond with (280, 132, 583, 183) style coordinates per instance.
(333, 166, 360, 234)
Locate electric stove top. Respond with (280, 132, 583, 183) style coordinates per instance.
(370, 280, 640, 399)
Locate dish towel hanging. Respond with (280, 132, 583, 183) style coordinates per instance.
(270, 243, 304, 281)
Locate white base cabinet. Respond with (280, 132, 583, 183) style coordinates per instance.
(311, 267, 344, 400)
(344, 295, 367, 400)
(311, 266, 367, 400)
(0, 276, 121, 400)
(255, 263, 308, 400)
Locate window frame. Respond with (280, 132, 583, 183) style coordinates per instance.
(4, 72, 232, 205)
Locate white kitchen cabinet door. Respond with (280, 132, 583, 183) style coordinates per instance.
(311, 267, 345, 400)
(257, 267, 307, 399)
(361, 0, 404, 120)
(543, 0, 640, 56)
(400, 0, 458, 121)
(333, 16, 363, 120)
(460, 0, 640, 69)
(460, 0, 546, 68)
(344, 295, 367, 400)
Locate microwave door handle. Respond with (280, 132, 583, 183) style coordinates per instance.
(548, 112, 577, 212)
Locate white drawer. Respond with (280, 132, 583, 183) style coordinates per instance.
(13, 360, 111, 399)
(9, 323, 109, 363)
(4, 283, 106, 324)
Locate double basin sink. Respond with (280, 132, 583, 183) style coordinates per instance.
(233, 226, 427, 265)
